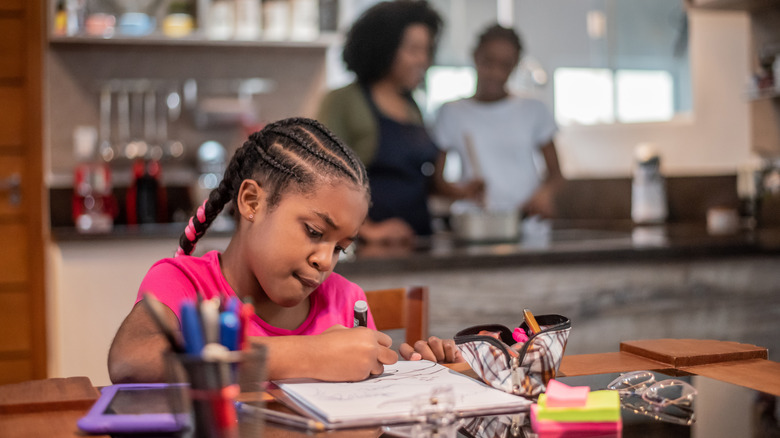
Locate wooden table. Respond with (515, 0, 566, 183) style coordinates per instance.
(2, 339, 778, 438)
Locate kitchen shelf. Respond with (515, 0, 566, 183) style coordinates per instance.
(686, 0, 779, 11)
(48, 32, 340, 49)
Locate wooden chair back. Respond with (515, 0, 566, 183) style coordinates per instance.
(364, 286, 429, 346)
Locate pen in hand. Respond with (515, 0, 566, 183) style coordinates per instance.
(353, 300, 368, 328)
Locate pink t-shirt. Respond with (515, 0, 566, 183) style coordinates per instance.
(135, 250, 376, 335)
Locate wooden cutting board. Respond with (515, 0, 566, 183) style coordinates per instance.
(619, 338, 768, 367)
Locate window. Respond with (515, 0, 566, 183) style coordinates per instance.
(424, 0, 690, 126)
(615, 69, 674, 123)
(424, 66, 476, 117)
(554, 68, 614, 125)
(554, 68, 675, 125)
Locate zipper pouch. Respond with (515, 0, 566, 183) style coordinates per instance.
(459, 413, 530, 438)
(454, 315, 571, 400)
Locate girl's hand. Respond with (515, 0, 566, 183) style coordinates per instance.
(399, 336, 464, 364)
(310, 326, 399, 381)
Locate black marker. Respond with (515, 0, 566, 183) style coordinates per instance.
(353, 300, 368, 327)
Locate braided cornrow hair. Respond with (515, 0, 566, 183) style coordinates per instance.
(176, 117, 369, 256)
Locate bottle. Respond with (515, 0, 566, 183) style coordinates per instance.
(127, 159, 166, 225)
(631, 143, 667, 225)
(318, 0, 338, 33)
(193, 141, 233, 231)
(72, 126, 116, 233)
(54, 1, 68, 36)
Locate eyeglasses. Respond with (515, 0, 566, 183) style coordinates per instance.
(606, 370, 697, 425)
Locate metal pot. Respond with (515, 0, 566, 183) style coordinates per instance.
(450, 209, 520, 243)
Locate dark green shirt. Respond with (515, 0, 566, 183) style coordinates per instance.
(317, 82, 378, 165)
(317, 82, 425, 166)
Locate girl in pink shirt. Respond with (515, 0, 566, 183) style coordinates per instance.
(136, 250, 376, 337)
(108, 117, 397, 383)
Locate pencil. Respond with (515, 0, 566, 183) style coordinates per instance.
(523, 308, 542, 335)
(234, 402, 327, 432)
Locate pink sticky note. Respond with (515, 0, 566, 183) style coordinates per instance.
(545, 379, 590, 407)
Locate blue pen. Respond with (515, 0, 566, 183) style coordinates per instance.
(219, 311, 240, 351)
(226, 297, 241, 316)
(181, 300, 205, 355)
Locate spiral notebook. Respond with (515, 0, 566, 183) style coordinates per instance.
(272, 360, 530, 429)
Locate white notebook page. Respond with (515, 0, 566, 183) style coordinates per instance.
(274, 360, 530, 427)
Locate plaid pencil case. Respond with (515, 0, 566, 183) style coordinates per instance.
(454, 315, 571, 400)
(459, 413, 530, 438)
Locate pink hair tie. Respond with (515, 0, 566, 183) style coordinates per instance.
(196, 200, 207, 223)
(175, 247, 186, 257)
(185, 218, 197, 241)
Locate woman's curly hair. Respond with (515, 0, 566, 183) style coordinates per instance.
(343, 1, 442, 86)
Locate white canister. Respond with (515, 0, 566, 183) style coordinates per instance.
(631, 143, 668, 225)
(235, 0, 262, 40)
(264, 0, 291, 41)
(290, 0, 319, 41)
(207, 0, 235, 40)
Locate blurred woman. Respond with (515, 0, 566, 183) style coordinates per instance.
(318, 1, 483, 244)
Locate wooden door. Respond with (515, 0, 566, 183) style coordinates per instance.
(0, 0, 47, 384)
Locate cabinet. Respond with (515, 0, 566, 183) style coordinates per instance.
(688, 0, 780, 157)
(0, 1, 47, 384)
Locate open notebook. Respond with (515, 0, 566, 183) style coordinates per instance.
(272, 360, 530, 429)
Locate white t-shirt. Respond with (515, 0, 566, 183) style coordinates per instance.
(433, 96, 558, 210)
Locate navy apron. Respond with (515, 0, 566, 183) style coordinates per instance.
(364, 88, 439, 236)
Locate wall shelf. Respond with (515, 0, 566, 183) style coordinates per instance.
(48, 32, 339, 49)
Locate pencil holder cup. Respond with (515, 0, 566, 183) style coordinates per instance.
(166, 344, 267, 438)
(454, 315, 571, 400)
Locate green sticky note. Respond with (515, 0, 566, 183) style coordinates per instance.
(535, 390, 621, 422)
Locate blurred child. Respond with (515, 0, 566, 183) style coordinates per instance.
(108, 117, 398, 383)
(434, 24, 564, 218)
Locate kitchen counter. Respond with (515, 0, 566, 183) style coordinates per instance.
(51, 222, 234, 242)
(336, 221, 780, 276)
(51, 220, 780, 272)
